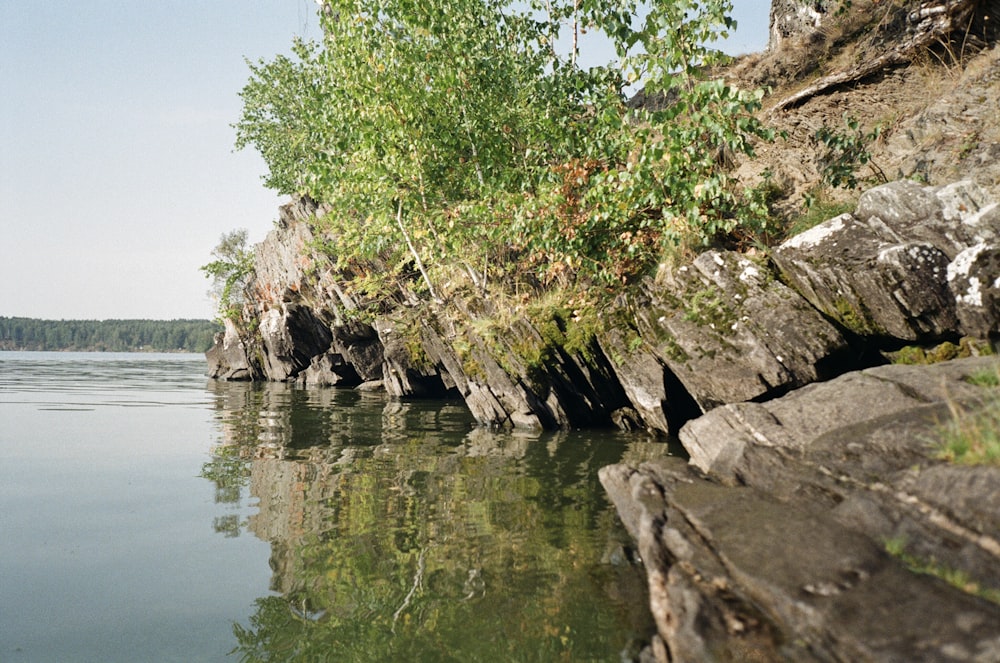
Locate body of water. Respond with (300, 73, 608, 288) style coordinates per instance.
(0, 352, 667, 661)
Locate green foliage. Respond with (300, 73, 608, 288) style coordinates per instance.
(234, 0, 776, 298)
(812, 113, 886, 191)
(0, 317, 218, 352)
(233, 41, 328, 194)
(201, 229, 254, 322)
(509, 1, 777, 283)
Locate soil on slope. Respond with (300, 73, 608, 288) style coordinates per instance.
(723, 0, 1000, 229)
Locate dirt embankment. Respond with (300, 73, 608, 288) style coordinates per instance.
(726, 0, 1000, 223)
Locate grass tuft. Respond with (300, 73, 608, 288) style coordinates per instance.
(884, 536, 1000, 605)
(935, 388, 1000, 467)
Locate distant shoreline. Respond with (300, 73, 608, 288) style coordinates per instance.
(0, 317, 220, 354)
(0, 347, 203, 354)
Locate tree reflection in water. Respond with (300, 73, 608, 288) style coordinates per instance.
(202, 380, 674, 661)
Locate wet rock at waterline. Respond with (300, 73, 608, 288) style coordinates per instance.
(600, 459, 1000, 663)
(205, 318, 256, 381)
(302, 351, 361, 387)
(258, 304, 333, 382)
(410, 308, 634, 429)
(602, 356, 1000, 662)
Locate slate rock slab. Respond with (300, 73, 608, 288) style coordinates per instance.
(773, 180, 1000, 341)
(600, 459, 1000, 662)
(631, 249, 849, 413)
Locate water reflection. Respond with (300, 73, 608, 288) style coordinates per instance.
(203, 380, 672, 661)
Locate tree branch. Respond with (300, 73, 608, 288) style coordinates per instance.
(771, 0, 979, 111)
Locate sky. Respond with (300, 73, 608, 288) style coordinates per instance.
(0, 1, 770, 321)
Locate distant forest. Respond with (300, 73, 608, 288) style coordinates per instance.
(0, 317, 220, 353)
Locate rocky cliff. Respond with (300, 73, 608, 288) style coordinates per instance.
(208, 0, 1000, 432)
(206, 2, 1000, 659)
(207, 178, 999, 434)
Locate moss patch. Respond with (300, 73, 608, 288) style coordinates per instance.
(682, 285, 734, 328)
(830, 296, 875, 335)
(890, 338, 994, 365)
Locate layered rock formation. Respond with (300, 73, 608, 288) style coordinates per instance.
(773, 180, 1000, 341)
(602, 356, 1000, 662)
(205, 177, 999, 660)
(207, 179, 999, 436)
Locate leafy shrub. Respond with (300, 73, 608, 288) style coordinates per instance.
(201, 229, 254, 321)
(813, 113, 887, 191)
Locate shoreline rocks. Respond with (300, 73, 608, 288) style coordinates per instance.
(206, 180, 999, 437)
(600, 453, 1000, 662)
(601, 357, 1000, 662)
(205, 179, 1000, 660)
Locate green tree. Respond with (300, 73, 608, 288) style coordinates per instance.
(0, 317, 217, 352)
(234, 0, 774, 294)
(201, 229, 255, 322)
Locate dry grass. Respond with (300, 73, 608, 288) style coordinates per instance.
(935, 367, 1000, 466)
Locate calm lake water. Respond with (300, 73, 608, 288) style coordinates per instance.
(0, 352, 670, 662)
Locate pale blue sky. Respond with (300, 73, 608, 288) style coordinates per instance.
(1, 1, 770, 321)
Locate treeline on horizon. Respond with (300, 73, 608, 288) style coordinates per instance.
(0, 317, 221, 353)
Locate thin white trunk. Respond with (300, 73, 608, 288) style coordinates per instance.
(460, 106, 485, 188)
(571, 0, 579, 67)
(396, 199, 440, 302)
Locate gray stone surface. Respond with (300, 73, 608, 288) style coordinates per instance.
(768, 0, 829, 51)
(302, 351, 360, 387)
(678, 358, 1000, 572)
(205, 318, 257, 380)
(773, 180, 1000, 341)
(600, 459, 1000, 663)
(416, 309, 633, 429)
(630, 250, 849, 415)
(601, 356, 1000, 661)
(258, 303, 332, 381)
